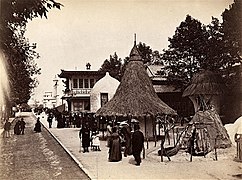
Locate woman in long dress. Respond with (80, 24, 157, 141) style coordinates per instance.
(34, 118, 42, 132)
(109, 126, 122, 162)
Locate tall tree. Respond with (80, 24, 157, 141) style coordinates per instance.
(163, 13, 241, 90)
(222, 0, 242, 55)
(137, 42, 153, 64)
(221, 0, 242, 88)
(0, 0, 62, 106)
(99, 52, 122, 81)
(162, 15, 207, 88)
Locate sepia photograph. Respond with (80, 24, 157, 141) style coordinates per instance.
(0, 0, 241, 179)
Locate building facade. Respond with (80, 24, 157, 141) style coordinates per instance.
(58, 65, 106, 113)
(43, 91, 57, 108)
(59, 64, 194, 118)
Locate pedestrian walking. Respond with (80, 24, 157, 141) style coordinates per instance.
(34, 117, 42, 133)
(47, 113, 53, 128)
(106, 122, 112, 147)
(108, 126, 122, 162)
(131, 124, 144, 166)
(14, 120, 21, 135)
(3, 119, 11, 138)
(79, 122, 91, 153)
(20, 118, 26, 135)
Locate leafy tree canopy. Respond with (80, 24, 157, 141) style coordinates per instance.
(99, 52, 122, 81)
(162, 12, 241, 90)
(0, 0, 62, 105)
(222, 0, 242, 54)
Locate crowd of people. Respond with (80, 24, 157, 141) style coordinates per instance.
(13, 117, 26, 135)
(38, 109, 145, 166)
(2, 115, 42, 138)
(78, 119, 144, 166)
(45, 110, 96, 129)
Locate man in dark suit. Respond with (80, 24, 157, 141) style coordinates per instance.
(131, 124, 144, 166)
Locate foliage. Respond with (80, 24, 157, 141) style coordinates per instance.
(221, 0, 242, 88)
(162, 12, 241, 90)
(99, 52, 122, 81)
(99, 42, 163, 80)
(222, 0, 242, 55)
(162, 15, 207, 88)
(137, 42, 153, 64)
(0, 0, 62, 105)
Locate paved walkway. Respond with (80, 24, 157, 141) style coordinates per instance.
(33, 111, 242, 180)
(2, 112, 240, 179)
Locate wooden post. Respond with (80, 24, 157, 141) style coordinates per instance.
(173, 127, 175, 147)
(143, 144, 145, 159)
(160, 136, 165, 162)
(154, 119, 157, 147)
(214, 137, 218, 161)
(154, 116, 157, 147)
(190, 149, 193, 162)
(145, 115, 148, 149)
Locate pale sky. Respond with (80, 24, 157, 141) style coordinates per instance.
(25, 0, 234, 103)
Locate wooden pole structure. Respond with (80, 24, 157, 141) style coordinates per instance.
(173, 127, 175, 147)
(143, 144, 145, 159)
(154, 116, 157, 147)
(160, 137, 164, 162)
(214, 137, 218, 161)
(145, 115, 148, 149)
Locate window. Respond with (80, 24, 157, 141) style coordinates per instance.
(84, 79, 89, 88)
(73, 101, 83, 111)
(100, 93, 108, 107)
(73, 79, 78, 88)
(90, 79, 95, 88)
(79, 79, 83, 88)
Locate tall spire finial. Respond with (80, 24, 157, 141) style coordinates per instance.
(134, 33, 136, 46)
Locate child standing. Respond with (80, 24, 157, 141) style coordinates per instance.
(91, 131, 101, 151)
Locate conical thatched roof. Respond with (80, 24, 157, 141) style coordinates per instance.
(96, 44, 176, 117)
(188, 109, 231, 150)
(183, 70, 225, 97)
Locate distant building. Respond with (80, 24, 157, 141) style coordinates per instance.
(42, 76, 60, 109)
(58, 63, 106, 113)
(43, 91, 57, 108)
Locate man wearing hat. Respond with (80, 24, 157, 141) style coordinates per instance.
(131, 124, 144, 166)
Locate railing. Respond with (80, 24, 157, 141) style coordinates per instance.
(67, 89, 91, 96)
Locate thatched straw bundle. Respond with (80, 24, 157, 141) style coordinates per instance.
(96, 45, 176, 117)
(188, 109, 231, 150)
(183, 70, 225, 97)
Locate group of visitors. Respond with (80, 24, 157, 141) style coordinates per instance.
(3, 116, 41, 137)
(78, 120, 144, 166)
(14, 118, 26, 135)
(108, 123, 144, 166)
(79, 121, 101, 153)
(45, 110, 96, 129)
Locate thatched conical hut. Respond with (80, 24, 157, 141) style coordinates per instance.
(96, 41, 176, 138)
(183, 70, 225, 113)
(183, 70, 231, 151)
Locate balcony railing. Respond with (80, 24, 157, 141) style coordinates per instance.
(67, 89, 91, 96)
